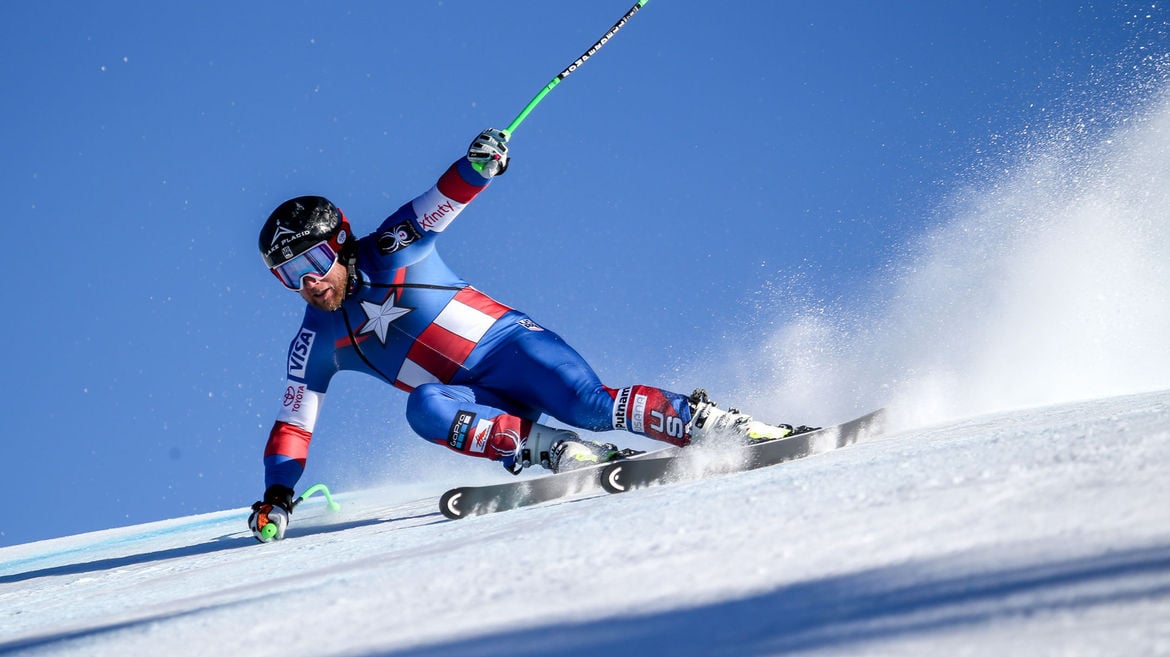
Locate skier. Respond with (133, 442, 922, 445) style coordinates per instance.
(249, 129, 811, 541)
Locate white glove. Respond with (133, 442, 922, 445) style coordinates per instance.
(467, 128, 510, 178)
(248, 484, 295, 542)
(248, 502, 289, 542)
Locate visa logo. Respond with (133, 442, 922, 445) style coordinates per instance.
(288, 329, 316, 379)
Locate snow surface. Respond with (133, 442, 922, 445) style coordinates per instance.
(3, 389, 1169, 656)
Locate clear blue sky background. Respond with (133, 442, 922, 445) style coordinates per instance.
(1, 1, 1165, 545)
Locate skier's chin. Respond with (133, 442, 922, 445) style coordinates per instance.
(303, 286, 344, 312)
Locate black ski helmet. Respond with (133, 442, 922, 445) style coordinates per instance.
(259, 196, 352, 269)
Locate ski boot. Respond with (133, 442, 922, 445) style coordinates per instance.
(548, 437, 642, 473)
(502, 423, 582, 473)
(687, 389, 818, 445)
(504, 423, 642, 474)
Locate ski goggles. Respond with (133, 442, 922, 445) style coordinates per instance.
(270, 242, 339, 290)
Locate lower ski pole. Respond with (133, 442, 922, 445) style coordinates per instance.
(294, 483, 341, 511)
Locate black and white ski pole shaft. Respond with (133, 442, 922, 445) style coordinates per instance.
(501, 0, 650, 139)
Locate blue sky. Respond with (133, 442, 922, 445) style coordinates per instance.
(2, 1, 1166, 546)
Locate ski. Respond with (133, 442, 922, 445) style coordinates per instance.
(600, 408, 886, 494)
(439, 448, 675, 520)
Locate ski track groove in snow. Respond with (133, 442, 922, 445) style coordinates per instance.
(2, 390, 1170, 656)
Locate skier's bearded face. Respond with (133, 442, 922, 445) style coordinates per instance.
(298, 261, 347, 311)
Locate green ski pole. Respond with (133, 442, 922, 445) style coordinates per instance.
(501, 0, 651, 141)
(294, 483, 341, 511)
(255, 484, 340, 541)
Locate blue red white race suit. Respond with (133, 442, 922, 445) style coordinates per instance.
(264, 156, 695, 490)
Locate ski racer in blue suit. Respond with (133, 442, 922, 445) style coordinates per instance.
(248, 129, 805, 541)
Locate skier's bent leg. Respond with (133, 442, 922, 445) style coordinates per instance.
(602, 385, 694, 446)
(468, 324, 696, 446)
(406, 383, 581, 472)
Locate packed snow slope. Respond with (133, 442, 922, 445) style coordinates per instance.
(2, 388, 1168, 657)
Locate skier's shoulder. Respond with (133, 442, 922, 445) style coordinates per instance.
(362, 214, 429, 259)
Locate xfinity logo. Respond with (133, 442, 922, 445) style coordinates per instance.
(419, 201, 456, 231)
(288, 329, 316, 379)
